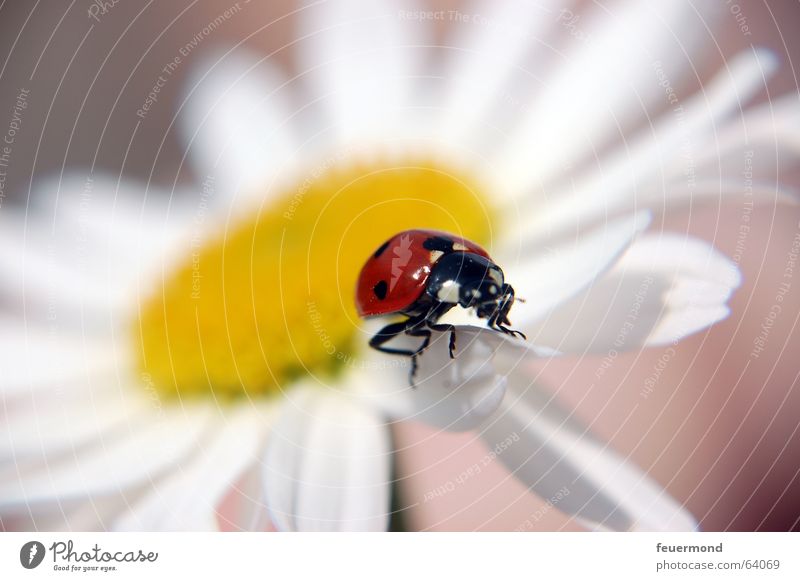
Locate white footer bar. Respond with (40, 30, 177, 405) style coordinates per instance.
(1, 532, 798, 580)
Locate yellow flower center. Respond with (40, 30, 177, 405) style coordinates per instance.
(135, 160, 493, 400)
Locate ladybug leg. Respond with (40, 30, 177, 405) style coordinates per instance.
(368, 316, 431, 386)
(368, 320, 418, 357)
(427, 322, 457, 359)
(406, 327, 433, 353)
(496, 321, 526, 339)
(421, 302, 457, 358)
(405, 327, 434, 385)
(492, 285, 527, 340)
(486, 310, 503, 333)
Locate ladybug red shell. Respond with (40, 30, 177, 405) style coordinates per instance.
(355, 229, 491, 317)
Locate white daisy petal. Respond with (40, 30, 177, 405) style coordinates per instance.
(2, 174, 194, 328)
(525, 234, 741, 352)
(688, 91, 800, 195)
(624, 234, 741, 346)
(437, 0, 561, 146)
(660, 178, 796, 205)
(180, 47, 297, 206)
(31, 172, 193, 265)
(259, 390, 308, 533)
(0, 406, 214, 512)
(0, 318, 125, 398)
(647, 305, 731, 348)
(262, 386, 391, 531)
(1, 388, 151, 464)
(507, 211, 651, 327)
(514, 48, 779, 236)
(113, 406, 270, 531)
(297, 0, 427, 146)
(221, 462, 272, 531)
(0, 215, 121, 323)
(480, 375, 698, 531)
(649, 47, 779, 167)
(622, 235, 741, 296)
(495, 1, 723, 195)
(7, 497, 129, 531)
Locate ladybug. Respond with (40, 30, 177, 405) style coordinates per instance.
(355, 229, 525, 383)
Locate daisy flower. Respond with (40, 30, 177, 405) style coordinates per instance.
(2, 0, 796, 532)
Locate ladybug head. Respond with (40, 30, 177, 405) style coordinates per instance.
(426, 251, 506, 314)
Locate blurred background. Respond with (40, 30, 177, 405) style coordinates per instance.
(1, 0, 799, 531)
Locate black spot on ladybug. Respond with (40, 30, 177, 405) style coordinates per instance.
(373, 239, 391, 258)
(373, 280, 388, 300)
(422, 236, 454, 253)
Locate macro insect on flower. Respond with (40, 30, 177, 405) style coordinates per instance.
(1, 0, 797, 533)
(356, 229, 525, 383)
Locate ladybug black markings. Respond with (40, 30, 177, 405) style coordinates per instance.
(355, 229, 525, 386)
(373, 280, 388, 300)
(373, 239, 391, 258)
(421, 235, 455, 252)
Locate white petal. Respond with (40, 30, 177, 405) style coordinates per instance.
(0, 406, 214, 511)
(480, 377, 698, 531)
(113, 406, 271, 531)
(0, 213, 122, 323)
(512, 48, 779, 237)
(658, 178, 796, 206)
(6, 497, 129, 531)
(436, 0, 561, 145)
(32, 172, 193, 266)
(4, 173, 194, 328)
(648, 305, 731, 347)
(297, 0, 427, 146)
(495, 0, 724, 195)
(180, 47, 297, 207)
(222, 462, 272, 531)
(507, 211, 652, 326)
(524, 234, 741, 352)
(0, 318, 125, 398)
(1, 386, 151, 463)
(623, 235, 741, 293)
(262, 386, 391, 531)
(686, 91, 800, 198)
(625, 235, 741, 346)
